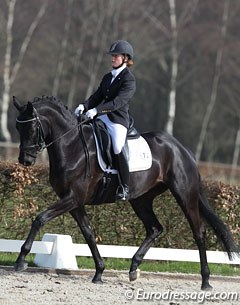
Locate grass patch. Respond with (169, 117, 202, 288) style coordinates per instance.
(1, 254, 239, 277)
(0, 253, 35, 267)
(77, 257, 240, 276)
(140, 260, 240, 276)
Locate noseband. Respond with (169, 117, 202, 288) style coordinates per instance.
(16, 108, 46, 156)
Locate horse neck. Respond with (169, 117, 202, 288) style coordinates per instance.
(40, 108, 93, 172)
(37, 105, 75, 143)
(36, 105, 80, 162)
(47, 124, 95, 191)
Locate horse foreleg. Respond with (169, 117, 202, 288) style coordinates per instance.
(15, 195, 76, 272)
(129, 198, 163, 281)
(70, 206, 105, 283)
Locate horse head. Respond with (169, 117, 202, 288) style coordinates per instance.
(13, 96, 45, 166)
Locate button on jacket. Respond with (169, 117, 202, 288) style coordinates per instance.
(83, 67, 136, 129)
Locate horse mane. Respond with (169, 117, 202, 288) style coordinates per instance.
(32, 95, 76, 124)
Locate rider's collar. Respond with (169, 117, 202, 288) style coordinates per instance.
(111, 63, 127, 77)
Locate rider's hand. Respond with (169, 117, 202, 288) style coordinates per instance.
(74, 104, 85, 116)
(86, 108, 97, 119)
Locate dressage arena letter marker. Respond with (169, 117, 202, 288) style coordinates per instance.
(34, 233, 78, 270)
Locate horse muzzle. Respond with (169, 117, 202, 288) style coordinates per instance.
(18, 150, 36, 166)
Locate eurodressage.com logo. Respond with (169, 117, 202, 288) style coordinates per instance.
(124, 288, 239, 303)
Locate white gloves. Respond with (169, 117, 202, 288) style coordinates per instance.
(75, 104, 97, 119)
(74, 104, 85, 116)
(86, 108, 97, 119)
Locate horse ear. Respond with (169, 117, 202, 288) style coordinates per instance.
(13, 96, 24, 112)
(26, 101, 34, 114)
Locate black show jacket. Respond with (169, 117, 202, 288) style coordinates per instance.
(83, 67, 136, 129)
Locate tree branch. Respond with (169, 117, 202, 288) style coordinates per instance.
(195, 0, 230, 162)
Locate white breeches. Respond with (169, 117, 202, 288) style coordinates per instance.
(98, 115, 127, 154)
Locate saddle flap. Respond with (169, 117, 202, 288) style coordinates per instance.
(93, 120, 113, 168)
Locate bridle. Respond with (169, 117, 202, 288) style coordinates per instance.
(16, 109, 46, 156)
(16, 107, 91, 157)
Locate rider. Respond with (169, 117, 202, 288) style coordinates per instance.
(75, 40, 136, 201)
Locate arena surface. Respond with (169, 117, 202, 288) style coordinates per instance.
(0, 267, 239, 305)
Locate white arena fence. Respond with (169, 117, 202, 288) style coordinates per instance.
(0, 233, 240, 270)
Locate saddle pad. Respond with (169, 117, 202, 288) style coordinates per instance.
(93, 132, 152, 173)
(127, 137, 152, 172)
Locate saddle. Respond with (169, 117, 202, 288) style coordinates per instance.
(91, 118, 151, 204)
(93, 118, 139, 170)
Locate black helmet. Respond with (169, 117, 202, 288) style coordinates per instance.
(107, 40, 134, 60)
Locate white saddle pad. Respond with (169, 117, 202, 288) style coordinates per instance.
(94, 133, 152, 173)
(127, 136, 152, 172)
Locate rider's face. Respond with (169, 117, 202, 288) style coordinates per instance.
(111, 54, 124, 68)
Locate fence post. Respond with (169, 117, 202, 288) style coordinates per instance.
(34, 233, 78, 270)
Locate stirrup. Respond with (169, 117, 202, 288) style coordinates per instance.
(116, 184, 129, 201)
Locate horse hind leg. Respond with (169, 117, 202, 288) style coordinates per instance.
(170, 186, 212, 290)
(187, 210, 212, 290)
(129, 196, 163, 281)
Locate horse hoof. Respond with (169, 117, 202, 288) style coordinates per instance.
(129, 269, 140, 281)
(201, 283, 213, 291)
(14, 261, 28, 272)
(92, 273, 104, 284)
(92, 278, 103, 284)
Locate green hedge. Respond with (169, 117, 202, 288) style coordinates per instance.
(0, 161, 239, 251)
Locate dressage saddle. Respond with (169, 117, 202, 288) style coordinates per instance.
(93, 117, 139, 169)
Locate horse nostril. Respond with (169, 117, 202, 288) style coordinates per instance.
(24, 159, 35, 166)
(18, 157, 24, 165)
(18, 155, 35, 167)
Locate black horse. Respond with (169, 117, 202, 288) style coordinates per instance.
(13, 95, 238, 290)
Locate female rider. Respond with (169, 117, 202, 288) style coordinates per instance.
(75, 40, 136, 201)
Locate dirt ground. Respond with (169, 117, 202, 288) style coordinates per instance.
(0, 267, 239, 305)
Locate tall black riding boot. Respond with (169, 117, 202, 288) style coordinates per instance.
(115, 151, 129, 201)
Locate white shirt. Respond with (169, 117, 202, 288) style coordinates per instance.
(111, 63, 127, 83)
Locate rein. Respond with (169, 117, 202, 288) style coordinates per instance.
(43, 117, 91, 150)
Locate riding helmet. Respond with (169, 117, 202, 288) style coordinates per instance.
(107, 40, 134, 60)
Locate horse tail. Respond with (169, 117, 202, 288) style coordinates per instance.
(198, 180, 240, 260)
